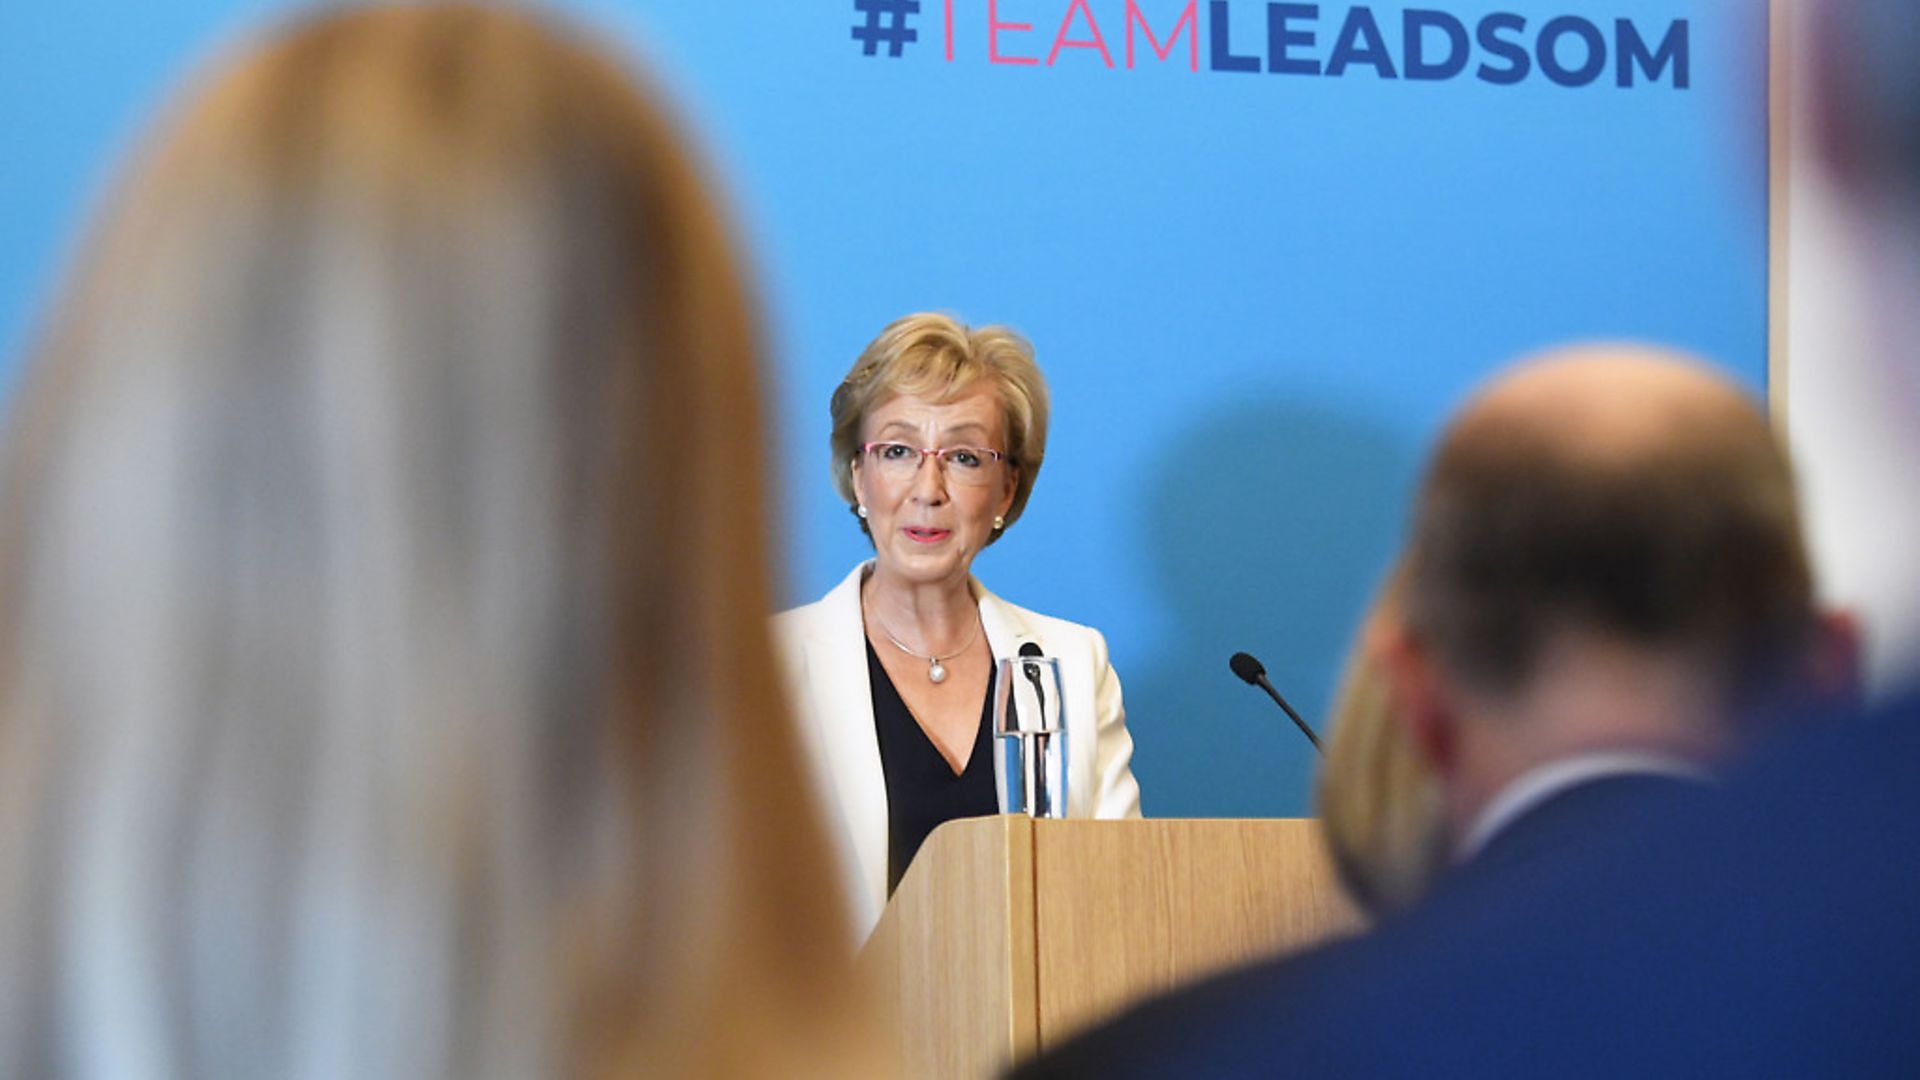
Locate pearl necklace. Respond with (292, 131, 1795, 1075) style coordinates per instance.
(873, 614, 980, 684)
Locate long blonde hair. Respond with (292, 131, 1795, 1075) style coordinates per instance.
(0, 5, 873, 1076)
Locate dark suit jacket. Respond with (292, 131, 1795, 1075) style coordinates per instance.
(1017, 770, 1712, 1079)
(1019, 694, 1920, 1078)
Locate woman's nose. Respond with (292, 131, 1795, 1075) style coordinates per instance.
(910, 453, 949, 501)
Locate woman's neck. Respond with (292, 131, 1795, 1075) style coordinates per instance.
(861, 564, 978, 654)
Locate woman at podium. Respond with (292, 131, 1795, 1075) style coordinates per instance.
(774, 312, 1143, 941)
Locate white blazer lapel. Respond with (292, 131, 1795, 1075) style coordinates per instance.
(975, 577, 1038, 661)
(974, 580, 1102, 819)
(797, 564, 891, 936)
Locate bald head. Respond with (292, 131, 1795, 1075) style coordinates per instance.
(1402, 345, 1813, 705)
(1456, 347, 1771, 464)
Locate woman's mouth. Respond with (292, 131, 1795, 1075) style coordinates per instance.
(903, 526, 951, 544)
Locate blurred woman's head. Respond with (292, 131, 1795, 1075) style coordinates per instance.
(0, 5, 867, 1076)
(830, 312, 1049, 554)
(1316, 567, 1449, 920)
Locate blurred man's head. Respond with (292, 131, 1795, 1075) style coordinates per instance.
(1381, 346, 1821, 838)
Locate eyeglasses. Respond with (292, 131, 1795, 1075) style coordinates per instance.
(859, 442, 1007, 486)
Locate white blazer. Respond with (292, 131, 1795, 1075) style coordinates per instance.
(772, 563, 1143, 942)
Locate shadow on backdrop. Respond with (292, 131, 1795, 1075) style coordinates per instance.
(1128, 397, 1415, 818)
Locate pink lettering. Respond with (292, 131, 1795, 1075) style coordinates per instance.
(1048, 0, 1116, 67)
(1126, 0, 1199, 71)
(989, 0, 1039, 65)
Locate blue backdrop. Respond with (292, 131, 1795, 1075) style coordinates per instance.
(0, 0, 1767, 816)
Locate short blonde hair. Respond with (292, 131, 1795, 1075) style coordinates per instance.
(829, 312, 1049, 542)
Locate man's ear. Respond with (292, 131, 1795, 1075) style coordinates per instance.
(1804, 607, 1864, 705)
(1375, 621, 1458, 777)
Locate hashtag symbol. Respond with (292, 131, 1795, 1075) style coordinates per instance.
(851, 0, 919, 57)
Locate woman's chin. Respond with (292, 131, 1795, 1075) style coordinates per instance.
(874, 544, 973, 588)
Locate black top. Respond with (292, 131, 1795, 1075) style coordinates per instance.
(868, 637, 998, 894)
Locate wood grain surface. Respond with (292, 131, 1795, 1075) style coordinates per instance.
(1030, 818, 1361, 1051)
(861, 815, 1037, 1079)
(859, 816, 1359, 1078)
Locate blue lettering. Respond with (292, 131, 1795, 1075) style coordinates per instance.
(1186, 4, 1683, 89)
(1327, 6, 1397, 78)
(1404, 9, 1467, 81)
(1617, 18, 1689, 89)
(1538, 15, 1606, 87)
(1267, 4, 1321, 76)
(1475, 12, 1529, 85)
(1209, 0, 1261, 72)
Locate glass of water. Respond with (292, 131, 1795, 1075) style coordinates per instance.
(993, 655, 1068, 818)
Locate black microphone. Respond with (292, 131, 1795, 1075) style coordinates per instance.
(1018, 642, 1047, 707)
(1229, 651, 1323, 754)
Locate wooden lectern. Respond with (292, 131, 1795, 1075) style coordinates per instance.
(858, 817, 1360, 1079)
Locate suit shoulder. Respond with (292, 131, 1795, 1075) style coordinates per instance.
(1019, 948, 1345, 1078)
(769, 585, 853, 671)
(771, 567, 865, 636)
(988, 593, 1107, 645)
(770, 595, 825, 631)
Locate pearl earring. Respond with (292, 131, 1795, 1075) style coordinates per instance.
(993, 515, 1006, 530)
(857, 504, 869, 519)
